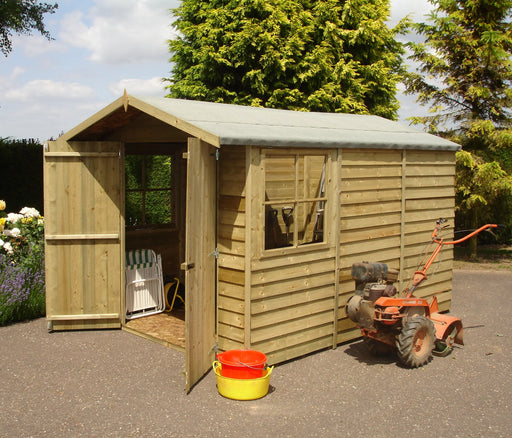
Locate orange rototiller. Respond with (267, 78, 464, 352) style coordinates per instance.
(346, 218, 500, 367)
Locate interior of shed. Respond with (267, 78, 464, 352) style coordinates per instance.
(264, 152, 328, 250)
(122, 142, 188, 350)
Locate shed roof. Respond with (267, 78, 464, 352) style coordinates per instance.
(63, 93, 460, 151)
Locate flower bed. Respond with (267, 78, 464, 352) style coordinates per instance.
(0, 200, 45, 326)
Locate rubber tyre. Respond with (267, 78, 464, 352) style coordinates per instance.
(397, 315, 435, 368)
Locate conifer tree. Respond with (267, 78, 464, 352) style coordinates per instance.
(404, 0, 512, 253)
(166, 0, 404, 120)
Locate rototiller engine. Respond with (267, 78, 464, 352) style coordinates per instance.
(346, 219, 499, 367)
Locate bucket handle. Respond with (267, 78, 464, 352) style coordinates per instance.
(213, 360, 267, 371)
(237, 360, 267, 371)
(215, 353, 268, 370)
(212, 361, 274, 377)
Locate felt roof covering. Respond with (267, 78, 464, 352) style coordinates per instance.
(63, 92, 460, 151)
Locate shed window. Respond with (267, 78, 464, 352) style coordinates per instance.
(264, 152, 327, 250)
(125, 154, 176, 228)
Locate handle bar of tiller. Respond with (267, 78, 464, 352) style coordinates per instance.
(405, 221, 498, 297)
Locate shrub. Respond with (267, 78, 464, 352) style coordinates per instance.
(0, 201, 45, 326)
(0, 138, 44, 214)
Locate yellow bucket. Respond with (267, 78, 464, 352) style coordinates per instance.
(213, 361, 273, 400)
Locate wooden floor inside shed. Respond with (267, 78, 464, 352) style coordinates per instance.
(123, 309, 185, 351)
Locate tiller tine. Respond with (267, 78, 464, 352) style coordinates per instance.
(430, 311, 464, 356)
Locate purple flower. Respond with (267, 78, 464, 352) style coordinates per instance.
(0, 254, 45, 312)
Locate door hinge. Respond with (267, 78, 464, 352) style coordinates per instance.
(209, 248, 219, 259)
(215, 149, 220, 161)
(209, 342, 218, 355)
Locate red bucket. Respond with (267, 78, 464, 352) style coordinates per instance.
(216, 350, 267, 379)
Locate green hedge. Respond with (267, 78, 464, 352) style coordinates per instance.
(0, 138, 44, 214)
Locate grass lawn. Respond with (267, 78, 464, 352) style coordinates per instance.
(453, 245, 512, 271)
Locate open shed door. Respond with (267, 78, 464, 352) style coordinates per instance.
(184, 138, 217, 392)
(44, 139, 123, 330)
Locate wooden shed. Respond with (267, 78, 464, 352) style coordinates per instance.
(44, 93, 460, 390)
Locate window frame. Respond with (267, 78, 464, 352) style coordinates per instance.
(261, 148, 330, 255)
(124, 146, 178, 230)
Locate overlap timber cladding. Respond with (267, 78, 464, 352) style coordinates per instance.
(337, 149, 456, 343)
(217, 147, 248, 352)
(217, 146, 456, 364)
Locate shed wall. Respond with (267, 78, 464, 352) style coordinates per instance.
(248, 148, 339, 365)
(217, 146, 455, 365)
(250, 250, 337, 364)
(217, 146, 247, 351)
(402, 150, 455, 302)
(337, 149, 455, 342)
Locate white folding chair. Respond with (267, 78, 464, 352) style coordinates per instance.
(125, 249, 165, 320)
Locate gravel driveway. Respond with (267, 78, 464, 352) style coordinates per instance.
(1, 269, 511, 437)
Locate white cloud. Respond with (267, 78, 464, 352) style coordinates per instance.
(0, 95, 108, 141)
(3, 80, 96, 102)
(0, 68, 25, 95)
(58, 10, 89, 47)
(2, 67, 27, 82)
(10, 66, 26, 78)
(390, 0, 433, 26)
(17, 34, 66, 57)
(109, 77, 166, 97)
(59, 0, 176, 65)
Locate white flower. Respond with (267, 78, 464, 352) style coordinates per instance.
(0, 238, 4, 247)
(20, 207, 40, 218)
(3, 228, 21, 238)
(3, 242, 13, 254)
(6, 213, 23, 223)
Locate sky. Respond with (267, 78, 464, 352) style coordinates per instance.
(0, 0, 434, 142)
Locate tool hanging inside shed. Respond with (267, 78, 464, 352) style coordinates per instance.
(281, 207, 294, 246)
(313, 161, 326, 242)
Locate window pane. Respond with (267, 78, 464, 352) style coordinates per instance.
(265, 205, 294, 249)
(146, 155, 172, 189)
(126, 192, 143, 227)
(300, 155, 326, 199)
(146, 190, 173, 225)
(264, 152, 327, 250)
(265, 156, 295, 202)
(125, 156, 143, 190)
(125, 153, 175, 228)
(297, 201, 324, 245)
